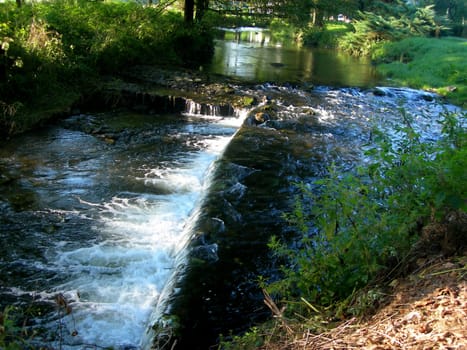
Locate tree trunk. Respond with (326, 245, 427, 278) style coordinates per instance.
(195, 0, 209, 22)
(185, 0, 194, 23)
(312, 9, 324, 27)
(16, 0, 22, 7)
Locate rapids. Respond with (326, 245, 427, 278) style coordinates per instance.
(1, 81, 461, 350)
(0, 110, 246, 349)
(152, 85, 463, 349)
(0, 28, 464, 350)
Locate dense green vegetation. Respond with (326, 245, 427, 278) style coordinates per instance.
(336, 5, 442, 56)
(270, 110, 466, 305)
(1, 1, 466, 346)
(209, 1, 465, 106)
(1, 0, 466, 136)
(374, 37, 467, 107)
(0, 0, 213, 136)
(301, 6, 464, 106)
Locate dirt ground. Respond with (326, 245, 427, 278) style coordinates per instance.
(290, 254, 467, 350)
(255, 211, 467, 350)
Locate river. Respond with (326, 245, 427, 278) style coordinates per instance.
(207, 27, 379, 86)
(0, 29, 463, 350)
(0, 111, 245, 348)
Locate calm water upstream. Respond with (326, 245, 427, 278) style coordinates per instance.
(207, 27, 380, 86)
(0, 29, 463, 350)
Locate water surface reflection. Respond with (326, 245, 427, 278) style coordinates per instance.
(207, 28, 380, 87)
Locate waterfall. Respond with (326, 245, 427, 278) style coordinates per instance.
(141, 106, 251, 349)
(0, 105, 250, 349)
(184, 99, 235, 118)
(0, 83, 460, 350)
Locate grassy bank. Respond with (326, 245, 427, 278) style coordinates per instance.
(300, 20, 466, 108)
(374, 37, 467, 107)
(302, 22, 352, 48)
(0, 0, 214, 137)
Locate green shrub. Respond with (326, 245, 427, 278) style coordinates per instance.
(267, 110, 466, 314)
(0, 3, 69, 102)
(269, 18, 299, 43)
(303, 22, 352, 48)
(0, 306, 32, 349)
(338, 4, 442, 56)
(218, 327, 265, 350)
(37, 1, 190, 71)
(0, 0, 215, 98)
(0, 0, 215, 135)
(172, 22, 215, 68)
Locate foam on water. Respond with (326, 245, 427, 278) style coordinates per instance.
(49, 198, 193, 347)
(41, 117, 243, 349)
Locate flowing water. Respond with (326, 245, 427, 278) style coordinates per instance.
(157, 85, 463, 349)
(0, 111, 246, 349)
(0, 29, 464, 350)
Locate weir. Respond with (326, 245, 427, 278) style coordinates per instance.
(184, 99, 236, 118)
(144, 85, 463, 350)
(0, 72, 462, 349)
(0, 79, 462, 350)
(141, 103, 252, 349)
(79, 86, 239, 118)
(0, 101, 250, 349)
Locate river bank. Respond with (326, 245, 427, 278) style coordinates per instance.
(1, 20, 466, 348)
(2, 3, 465, 349)
(373, 36, 467, 108)
(250, 253, 467, 350)
(0, 66, 250, 139)
(2, 45, 465, 141)
(2, 63, 464, 349)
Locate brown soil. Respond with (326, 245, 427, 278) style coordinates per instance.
(263, 254, 467, 350)
(309, 255, 466, 349)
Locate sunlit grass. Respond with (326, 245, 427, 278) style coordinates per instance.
(303, 22, 352, 48)
(325, 22, 351, 33)
(374, 37, 467, 106)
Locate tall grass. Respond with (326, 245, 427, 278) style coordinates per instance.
(374, 37, 467, 106)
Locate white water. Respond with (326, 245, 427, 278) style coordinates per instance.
(4, 86, 461, 349)
(39, 112, 248, 349)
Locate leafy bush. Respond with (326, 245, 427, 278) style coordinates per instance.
(338, 4, 441, 56)
(37, 1, 190, 72)
(269, 18, 299, 43)
(218, 327, 265, 350)
(0, 0, 215, 134)
(0, 0, 215, 93)
(0, 3, 68, 102)
(172, 22, 215, 68)
(0, 306, 32, 349)
(302, 22, 352, 48)
(267, 110, 466, 314)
